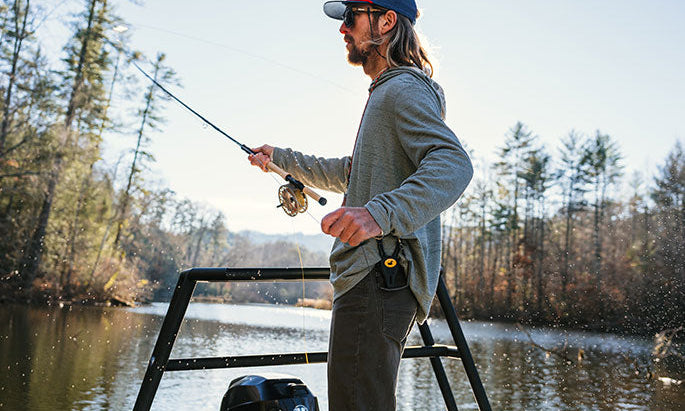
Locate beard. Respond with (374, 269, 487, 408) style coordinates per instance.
(345, 35, 370, 66)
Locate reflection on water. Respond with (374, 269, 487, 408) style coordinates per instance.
(1, 302, 683, 410)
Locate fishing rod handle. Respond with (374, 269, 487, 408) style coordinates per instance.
(303, 186, 328, 206)
(266, 162, 327, 206)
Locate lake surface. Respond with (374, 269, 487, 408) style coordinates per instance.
(1, 302, 683, 410)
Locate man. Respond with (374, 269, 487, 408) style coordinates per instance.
(249, 0, 472, 409)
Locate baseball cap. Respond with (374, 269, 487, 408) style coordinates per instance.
(323, 0, 418, 25)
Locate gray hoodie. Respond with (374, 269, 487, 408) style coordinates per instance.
(272, 66, 472, 322)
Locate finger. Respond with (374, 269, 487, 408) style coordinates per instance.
(329, 209, 359, 239)
(327, 218, 347, 238)
(251, 145, 267, 154)
(321, 208, 344, 234)
(321, 214, 334, 235)
(248, 154, 267, 171)
(347, 228, 372, 247)
(251, 144, 274, 157)
(340, 225, 362, 245)
(248, 154, 258, 166)
(254, 154, 271, 171)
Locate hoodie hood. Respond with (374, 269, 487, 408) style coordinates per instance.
(371, 66, 447, 119)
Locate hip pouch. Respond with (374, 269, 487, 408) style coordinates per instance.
(375, 237, 407, 289)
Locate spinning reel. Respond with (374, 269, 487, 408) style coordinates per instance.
(277, 183, 308, 217)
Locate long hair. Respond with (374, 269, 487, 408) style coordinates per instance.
(368, 11, 434, 77)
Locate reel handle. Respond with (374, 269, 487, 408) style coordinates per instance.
(265, 162, 328, 206)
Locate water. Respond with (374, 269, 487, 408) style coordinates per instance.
(1, 302, 683, 410)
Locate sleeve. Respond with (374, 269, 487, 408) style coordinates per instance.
(364, 85, 473, 236)
(272, 147, 351, 194)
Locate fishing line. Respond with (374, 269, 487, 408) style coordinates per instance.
(126, 22, 355, 95)
(33, 0, 71, 31)
(291, 223, 310, 365)
(305, 209, 322, 226)
(132, 59, 328, 213)
(132, 60, 253, 152)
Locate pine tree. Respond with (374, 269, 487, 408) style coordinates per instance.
(493, 121, 536, 314)
(583, 131, 623, 284)
(20, 0, 113, 288)
(0, 0, 30, 151)
(649, 141, 685, 329)
(520, 148, 550, 316)
(60, 20, 132, 296)
(556, 131, 590, 298)
(0, 0, 58, 282)
(112, 53, 178, 256)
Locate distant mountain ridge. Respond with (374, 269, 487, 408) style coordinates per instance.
(238, 230, 334, 255)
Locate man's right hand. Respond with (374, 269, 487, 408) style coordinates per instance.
(321, 207, 382, 247)
(248, 144, 275, 172)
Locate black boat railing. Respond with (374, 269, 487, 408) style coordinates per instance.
(133, 267, 492, 411)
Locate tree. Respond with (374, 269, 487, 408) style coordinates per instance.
(520, 148, 551, 316)
(556, 131, 590, 298)
(651, 141, 685, 265)
(648, 141, 685, 330)
(583, 131, 623, 284)
(0, 0, 59, 283)
(112, 52, 177, 253)
(0, 0, 30, 151)
(20, 0, 113, 288)
(493, 121, 536, 314)
(475, 178, 492, 310)
(60, 24, 133, 295)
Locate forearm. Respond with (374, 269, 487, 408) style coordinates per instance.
(366, 144, 472, 236)
(272, 147, 350, 194)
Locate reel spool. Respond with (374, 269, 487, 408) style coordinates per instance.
(278, 183, 308, 217)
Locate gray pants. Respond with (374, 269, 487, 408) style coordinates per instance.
(327, 269, 418, 410)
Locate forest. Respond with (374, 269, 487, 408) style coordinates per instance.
(1, 0, 683, 336)
(439, 123, 683, 335)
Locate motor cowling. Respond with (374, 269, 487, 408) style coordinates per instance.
(220, 374, 319, 411)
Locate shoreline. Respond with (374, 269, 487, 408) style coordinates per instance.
(1, 295, 681, 342)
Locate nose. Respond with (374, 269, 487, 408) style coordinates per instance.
(339, 22, 349, 34)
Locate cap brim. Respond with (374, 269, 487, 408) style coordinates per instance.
(323, 1, 346, 20)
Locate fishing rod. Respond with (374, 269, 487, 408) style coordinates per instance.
(131, 60, 327, 217)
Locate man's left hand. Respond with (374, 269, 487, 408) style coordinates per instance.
(321, 207, 382, 247)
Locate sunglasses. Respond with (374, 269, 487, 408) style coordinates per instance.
(343, 6, 386, 28)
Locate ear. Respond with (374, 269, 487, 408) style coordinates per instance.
(378, 10, 397, 34)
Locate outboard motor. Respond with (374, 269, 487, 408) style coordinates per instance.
(220, 374, 319, 411)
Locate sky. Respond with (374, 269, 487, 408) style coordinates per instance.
(34, 0, 685, 235)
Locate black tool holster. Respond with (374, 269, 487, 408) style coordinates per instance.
(375, 237, 407, 289)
